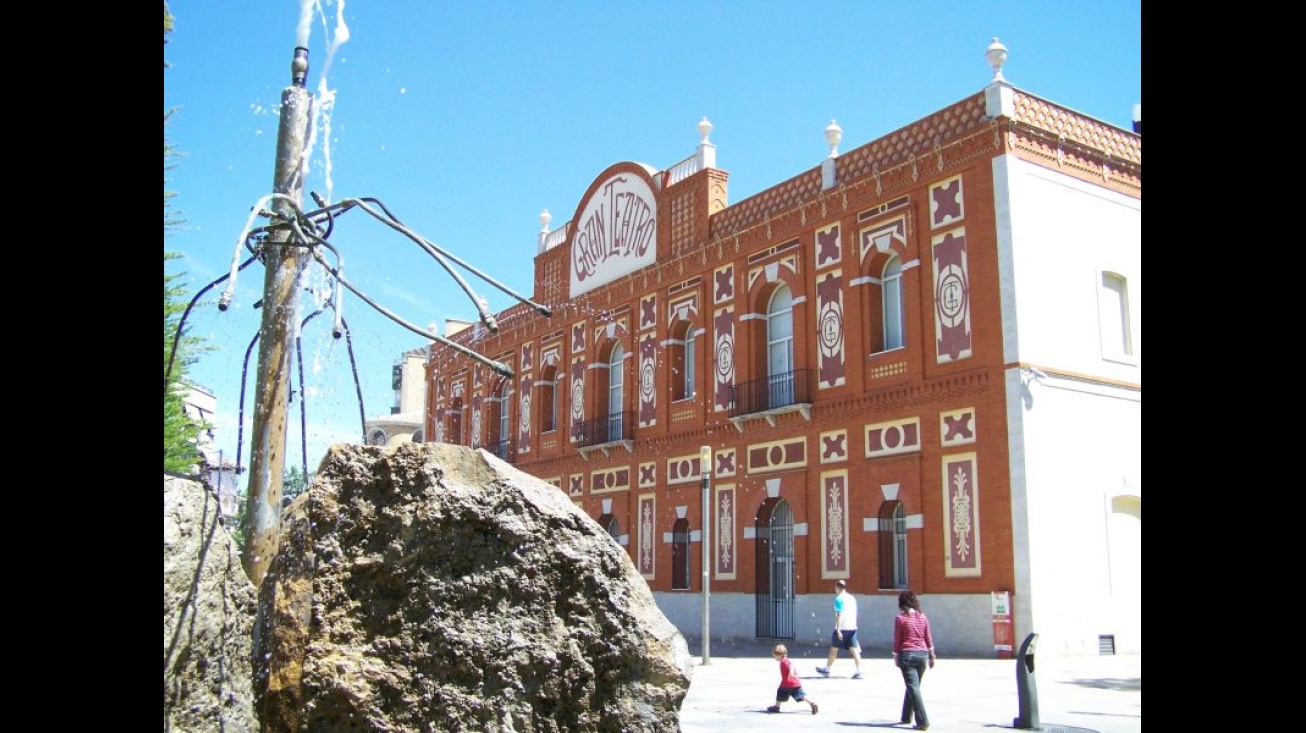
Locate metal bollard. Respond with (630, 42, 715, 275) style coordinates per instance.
(1013, 632, 1040, 729)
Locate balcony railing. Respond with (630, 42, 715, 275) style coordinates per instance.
(575, 411, 634, 448)
(729, 369, 812, 419)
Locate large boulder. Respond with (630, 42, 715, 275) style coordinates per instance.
(163, 474, 259, 732)
(256, 442, 693, 732)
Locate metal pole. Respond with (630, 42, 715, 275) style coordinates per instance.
(700, 444, 712, 665)
(242, 47, 313, 587)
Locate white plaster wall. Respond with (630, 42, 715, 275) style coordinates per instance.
(995, 155, 1141, 656)
(995, 155, 1141, 381)
(1008, 377, 1140, 655)
(399, 351, 428, 415)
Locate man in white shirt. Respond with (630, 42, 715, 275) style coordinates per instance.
(815, 579, 863, 679)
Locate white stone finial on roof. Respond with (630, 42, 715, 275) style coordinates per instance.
(539, 209, 552, 232)
(698, 117, 713, 144)
(825, 119, 843, 159)
(986, 37, 1008, 83)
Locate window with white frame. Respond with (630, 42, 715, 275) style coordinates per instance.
(767, 285, 795, 406)
(607, 344, 624, 439)
(882, 256, 904, 351)
(670, 321, 696, 401)
(494, 382, 511, 456)
(878, 501, 908, 589)
(539, 367, 558, 433)
(1099, 271, 1133, 361)
(672, 518, 691, 590)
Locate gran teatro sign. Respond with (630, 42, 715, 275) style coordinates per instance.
(570, 170, 658, 298)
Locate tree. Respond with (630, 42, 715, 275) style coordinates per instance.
(282, 465, 312, 504)
(164, 0, 205, 474)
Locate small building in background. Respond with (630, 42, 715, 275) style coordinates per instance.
(181, 379, 243, 518)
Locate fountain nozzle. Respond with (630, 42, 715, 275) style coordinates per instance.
(291, 47, 309, 88)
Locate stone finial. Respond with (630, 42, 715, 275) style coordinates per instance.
(986, 37, 1008, 83)
(698, 117, 713, 144)
(824, 119, 843, 158)
(539, 209, 552, 233)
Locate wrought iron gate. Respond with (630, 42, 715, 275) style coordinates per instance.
(755, 499, 795, 639)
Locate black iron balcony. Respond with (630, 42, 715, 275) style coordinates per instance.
(729, 369, 812, 419)
(575, 411, 634, 448)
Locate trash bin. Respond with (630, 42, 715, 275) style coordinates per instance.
(1013, 632, 1039, 729)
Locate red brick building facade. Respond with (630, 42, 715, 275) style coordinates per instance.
(425, 54, 1141, 656)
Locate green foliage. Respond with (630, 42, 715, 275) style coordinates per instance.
(163, 1, 204, 474)
(283, 465, 312, 502)
(164, 257, 203, 474)
(227, 466, 309, 554)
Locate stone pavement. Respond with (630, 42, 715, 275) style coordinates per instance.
(677, 640, 1140, 733)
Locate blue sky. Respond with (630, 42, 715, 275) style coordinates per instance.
(164, 0, 1141, 481)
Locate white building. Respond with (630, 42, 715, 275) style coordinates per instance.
(364, 346, 431, 448)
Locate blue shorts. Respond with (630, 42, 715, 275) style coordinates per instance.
(776, 684, 808, 702)
(830, 629, 860, 650)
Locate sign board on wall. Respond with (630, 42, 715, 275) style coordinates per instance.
(570, 171, 658, 298)
(991, 590, 1013, 658)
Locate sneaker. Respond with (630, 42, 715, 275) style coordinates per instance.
(852, 671, 864, 679)
(815, 666, 830, 677)
(810, 703, 819, 715)
(766, 705, 781, 714)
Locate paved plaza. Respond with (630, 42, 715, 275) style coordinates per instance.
(677, 640, 1141, 733)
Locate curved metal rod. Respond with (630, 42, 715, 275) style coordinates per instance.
(355, 196, 552, 318)
(341, 197, 498, 331)
(295, 305, 330, 477)
(306, 246, 514, 377)
(236, 328, 260, 472)
(166, 254, 259, 398)
(220, 192, 302, 309)
(307, 193, 346, 336)
(340, 317, 369, 443)
(241, 192, 551, 329)
(308, 190, 340, 241)
(287, 216, 348, 338)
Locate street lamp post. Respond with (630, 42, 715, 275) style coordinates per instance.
(700, 444, 712, 665)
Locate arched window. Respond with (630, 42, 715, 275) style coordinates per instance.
(447, 395, 464, 445)
(878, 501, 908, 589)
(672, 518, 691, 590)
(493, 381, 511, 459)
(539, 366, 558, 433)
(599, 513, 621, 543)
(670, 321, 696, 401)
(882, 256, 904, 351)
(767, 285, 795, 408)
(607, 344, 624, 441)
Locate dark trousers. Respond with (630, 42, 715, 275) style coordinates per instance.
(898, 650, 929, 726)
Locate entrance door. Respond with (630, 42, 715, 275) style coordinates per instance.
(755, 498, 795, 639)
